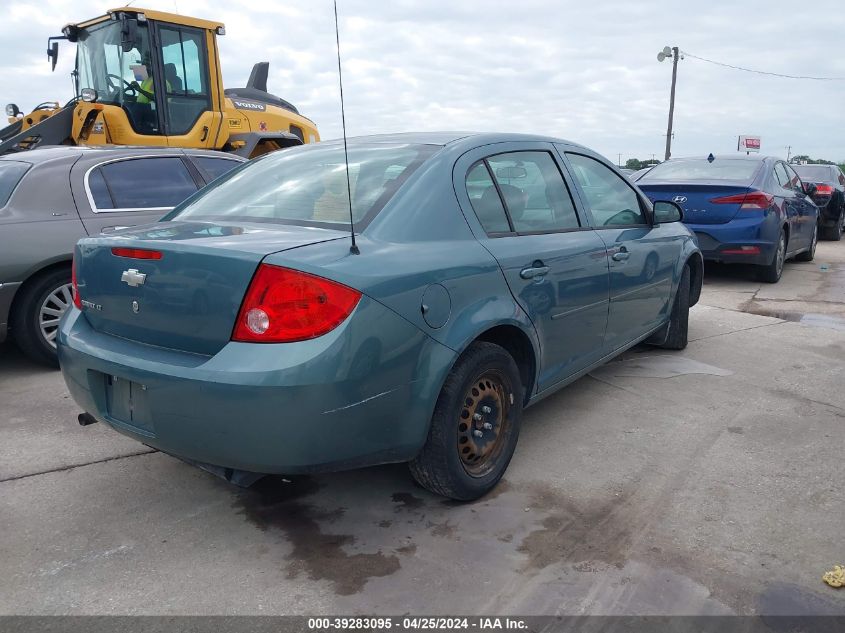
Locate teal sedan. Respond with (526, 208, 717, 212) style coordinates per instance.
(58, 133, 702, 500)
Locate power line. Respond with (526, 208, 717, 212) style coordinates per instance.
(681, 50, 845, 81)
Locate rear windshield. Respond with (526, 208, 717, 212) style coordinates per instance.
(0, 161, 30, 206)
(170, 143, 439, 227)
(640, 159, 761, 183)
(792, 165, 834, 183)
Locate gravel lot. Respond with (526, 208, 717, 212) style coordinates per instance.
(2, 243, 844, 615)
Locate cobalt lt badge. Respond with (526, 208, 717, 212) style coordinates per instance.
(121, 268, 146, 287)
(132, 300, 140, 314)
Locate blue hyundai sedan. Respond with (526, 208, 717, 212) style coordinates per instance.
(58, 133, 702, 500)
(637, 155, 819, 283)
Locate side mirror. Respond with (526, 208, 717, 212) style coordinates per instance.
(5, 103, 20, 118)
(121, 18, 138, 53)
(47, 41, 59, 71)
(653, 200, 683, 224)
(803, 182, 817, 197)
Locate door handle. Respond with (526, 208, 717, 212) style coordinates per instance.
(200, 125, 209, 142)
(611, 249, 630, 262)
(520, 265, 550, 279)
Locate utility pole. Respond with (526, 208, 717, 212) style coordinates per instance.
(657, 46, 680, 161)
(618, 153, 622, 168)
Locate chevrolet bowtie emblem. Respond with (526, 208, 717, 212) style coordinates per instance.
(121, 268, 147, 287)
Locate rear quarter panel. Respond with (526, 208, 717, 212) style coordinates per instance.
(0, 159, 86, 284)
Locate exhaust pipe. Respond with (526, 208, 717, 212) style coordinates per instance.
(78, 412, 98, 426)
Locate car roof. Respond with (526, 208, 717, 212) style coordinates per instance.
(0, 145, 243, 166)
(666, 155, 775, 162)
(323, 131, 588, 149)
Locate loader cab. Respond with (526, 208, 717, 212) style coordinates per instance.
(71, 10, 222, 145)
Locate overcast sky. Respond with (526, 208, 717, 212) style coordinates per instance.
(3, 0, 844, 163)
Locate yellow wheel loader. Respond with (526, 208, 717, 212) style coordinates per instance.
(1, 7, 320, 157)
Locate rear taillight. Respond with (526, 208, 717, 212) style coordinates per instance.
(710, 191, 773, 209)
(71, 253, 82, 309)
(111, 247, 162, 260)
(815, 184, 834, 195)
(232, 264, 362, 343)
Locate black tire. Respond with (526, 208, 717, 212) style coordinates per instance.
(757, 229, 786, 283)
(822, 209, 843, 241)
(795, 223, 817, 262)
(409, 341, 523, 501)
(11, 267, 72, 367)
(657, 264, 690, 351)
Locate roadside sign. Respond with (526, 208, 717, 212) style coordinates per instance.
(738, 135, 761, 153)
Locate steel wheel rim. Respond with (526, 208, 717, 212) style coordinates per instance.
(39, 283, 73, 349)
(457, 370, 512, 477)
(776, 235, 785, 276)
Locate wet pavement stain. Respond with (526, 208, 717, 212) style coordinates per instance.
(233, 476, 401, 596)
(391, 492, 425, 510)
(396, 543, 417, 556)
(727, 426, 744, 434)
(516, 484, 635, 571)
(426, 519, 457, 539)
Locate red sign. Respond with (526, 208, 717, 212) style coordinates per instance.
(738, 135, 761, 152)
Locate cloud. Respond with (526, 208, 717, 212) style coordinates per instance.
(2, 0, 844, 162)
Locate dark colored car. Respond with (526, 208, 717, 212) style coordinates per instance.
(792, 164, 845, 240)
(637, 155, 819, 283)
(0, 146, 244, 365)
(59, 132, 703, 500)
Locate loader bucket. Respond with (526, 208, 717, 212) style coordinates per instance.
(0, 106, 73, 154)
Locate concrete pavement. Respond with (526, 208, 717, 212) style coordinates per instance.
(1, 243, 844, 615)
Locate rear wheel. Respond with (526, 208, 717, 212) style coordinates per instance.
(757, 229, 786, 283)
(410, 342, 523, 501)
(11, 268, 72, 367)
(822, 204, 843, 241)
(795, 224, 817, 262)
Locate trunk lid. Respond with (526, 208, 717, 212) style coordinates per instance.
(75, 221, 347, 355)
(637, 181, 754, 225)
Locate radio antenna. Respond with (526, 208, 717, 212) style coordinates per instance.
(333, 0, 359, 255)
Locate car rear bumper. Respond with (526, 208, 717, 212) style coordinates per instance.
(688, 216, 777, 265)
(0, 282, 22, 344)
(57, 298, 455, 475)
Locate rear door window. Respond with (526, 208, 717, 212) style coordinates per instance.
(774, 163, 790, 189)
(466, 161, 511, 234)
(566, 153, 646, 227)
(96, 157, 198, 210)
(486, 151, 580, 233)
(0, 161, 30, 206)
(87, 168, 114, 209)
(193, 157, 243, 182)
(784, 165, 803, 191)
